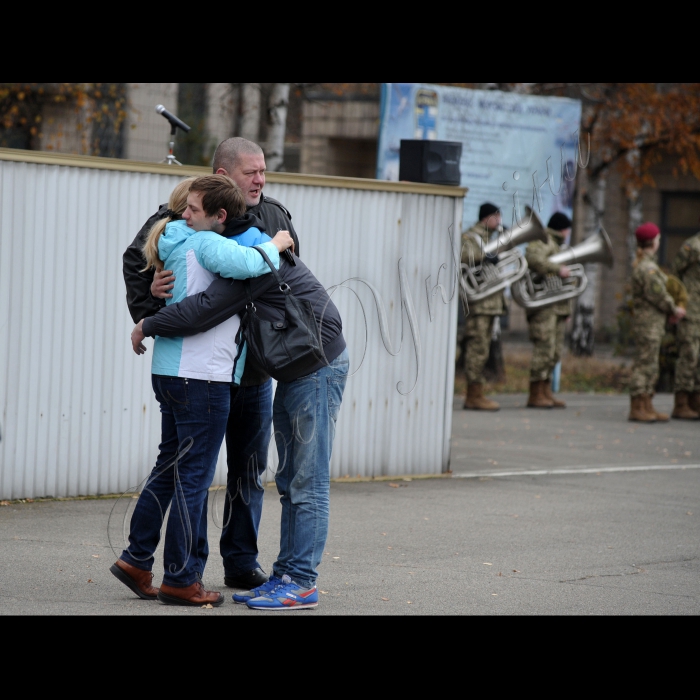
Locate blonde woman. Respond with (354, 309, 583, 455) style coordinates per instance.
(111, 175, 293, 607)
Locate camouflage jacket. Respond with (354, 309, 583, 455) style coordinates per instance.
(460, 222, 506, 316)
(631, 251, 676, 330)
(671, 231, 700, 324)
(525, 227, 571, 317)
(665, 274, 688, 309)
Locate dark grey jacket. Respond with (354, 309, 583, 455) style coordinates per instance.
(122, 194, 300, 385)
(142, 254, 346, 381)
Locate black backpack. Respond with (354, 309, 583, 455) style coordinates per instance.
(235, 246, 327, 383)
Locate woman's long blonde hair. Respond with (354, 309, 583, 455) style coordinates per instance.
(141, 176, 197, 272)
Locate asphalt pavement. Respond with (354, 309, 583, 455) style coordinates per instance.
(451, 392, 699, 474)
(1, 392, 699, 615)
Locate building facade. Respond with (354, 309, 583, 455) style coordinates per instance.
(3, 82, 699, 341)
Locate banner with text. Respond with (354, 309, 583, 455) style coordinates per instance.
(377, 83, 583, 231)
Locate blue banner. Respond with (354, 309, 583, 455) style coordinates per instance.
(377, 83, 583, 232)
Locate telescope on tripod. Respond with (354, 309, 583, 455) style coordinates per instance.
(156, 105, 191, 165)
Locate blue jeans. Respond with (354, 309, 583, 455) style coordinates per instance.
(219, 379, 273, 576)
(271, 349, 349, 588)
(121, 375, 230, 587)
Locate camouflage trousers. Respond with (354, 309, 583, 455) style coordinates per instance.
(674, 320, 700, 393)
(464, 314, 494, 383)
(528, 310, 566, 381)
(629, 320, 665, 397)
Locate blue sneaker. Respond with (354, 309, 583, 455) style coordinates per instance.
(231, 575, 284, 604)
(246, 574, 318, 610)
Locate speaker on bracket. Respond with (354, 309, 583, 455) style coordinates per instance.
(399, 139, 462, 186)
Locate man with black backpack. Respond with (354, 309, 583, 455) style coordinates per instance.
(131, 244, 349, 610)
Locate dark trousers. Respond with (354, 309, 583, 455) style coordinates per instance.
(122, 376, 230, 587)
(219, 379, 273, 576)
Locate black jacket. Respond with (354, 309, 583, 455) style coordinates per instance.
(142, 255, 346, 380)
(122, 194, 300, 385)
(122, 203, 169, 324)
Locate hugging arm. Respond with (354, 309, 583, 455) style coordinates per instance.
(123, 207, 168, 322)
(196, 229, 293, 281)
(198, 237, 280, 279)
(141, 273, 277, 338)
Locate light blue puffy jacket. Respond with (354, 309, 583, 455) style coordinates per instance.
(150, 220, 279, 383)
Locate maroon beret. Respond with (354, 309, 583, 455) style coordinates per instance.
(635, 222, 660, 241)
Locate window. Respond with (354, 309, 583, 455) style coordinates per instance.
(176, 83, 209, 166)
(660, 193, 700, 266)
(327, 137, 378, 178)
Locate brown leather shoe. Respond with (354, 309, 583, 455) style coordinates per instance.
(629, 395, 655, 422)
(688, 391, 700, 413)
(110, 559, 159, 600)
(672, 391, 700, 419)
(543, 379, 566, 408)
(645, 394, 669, 422)
(158, 581, 224, 607)
(527, 380, 553, 408)
(464, 383, 500, 411)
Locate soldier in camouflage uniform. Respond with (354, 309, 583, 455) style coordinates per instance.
(460, 202, 506, 411)
(671, 228, 700, 419)
(524, 212, 573, 408)
(629, 223, 686, 422)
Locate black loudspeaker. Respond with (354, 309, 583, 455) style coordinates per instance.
(399, 139, 462, 186)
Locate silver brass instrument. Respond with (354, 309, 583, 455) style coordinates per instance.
(511, 226, 614, 310)
(460, 206, 548, 302)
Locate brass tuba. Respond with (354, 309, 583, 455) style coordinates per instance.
(511, 226, 614, 310)
(460, 206, 548, 302)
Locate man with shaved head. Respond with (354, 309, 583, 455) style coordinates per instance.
(211, 138, 299, 252)
(122, 137, 300, 592)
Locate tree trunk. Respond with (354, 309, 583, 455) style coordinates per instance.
(627, 195, 643, 269)
(205, 83, 237, 153)
(626, 149, 643, 272)
(570, 173, 607, 356)
(239, 83, 261, 142)
(266, 83, 290, 172)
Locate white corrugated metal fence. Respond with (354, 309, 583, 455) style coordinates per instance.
(0, 151, 465, 500)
